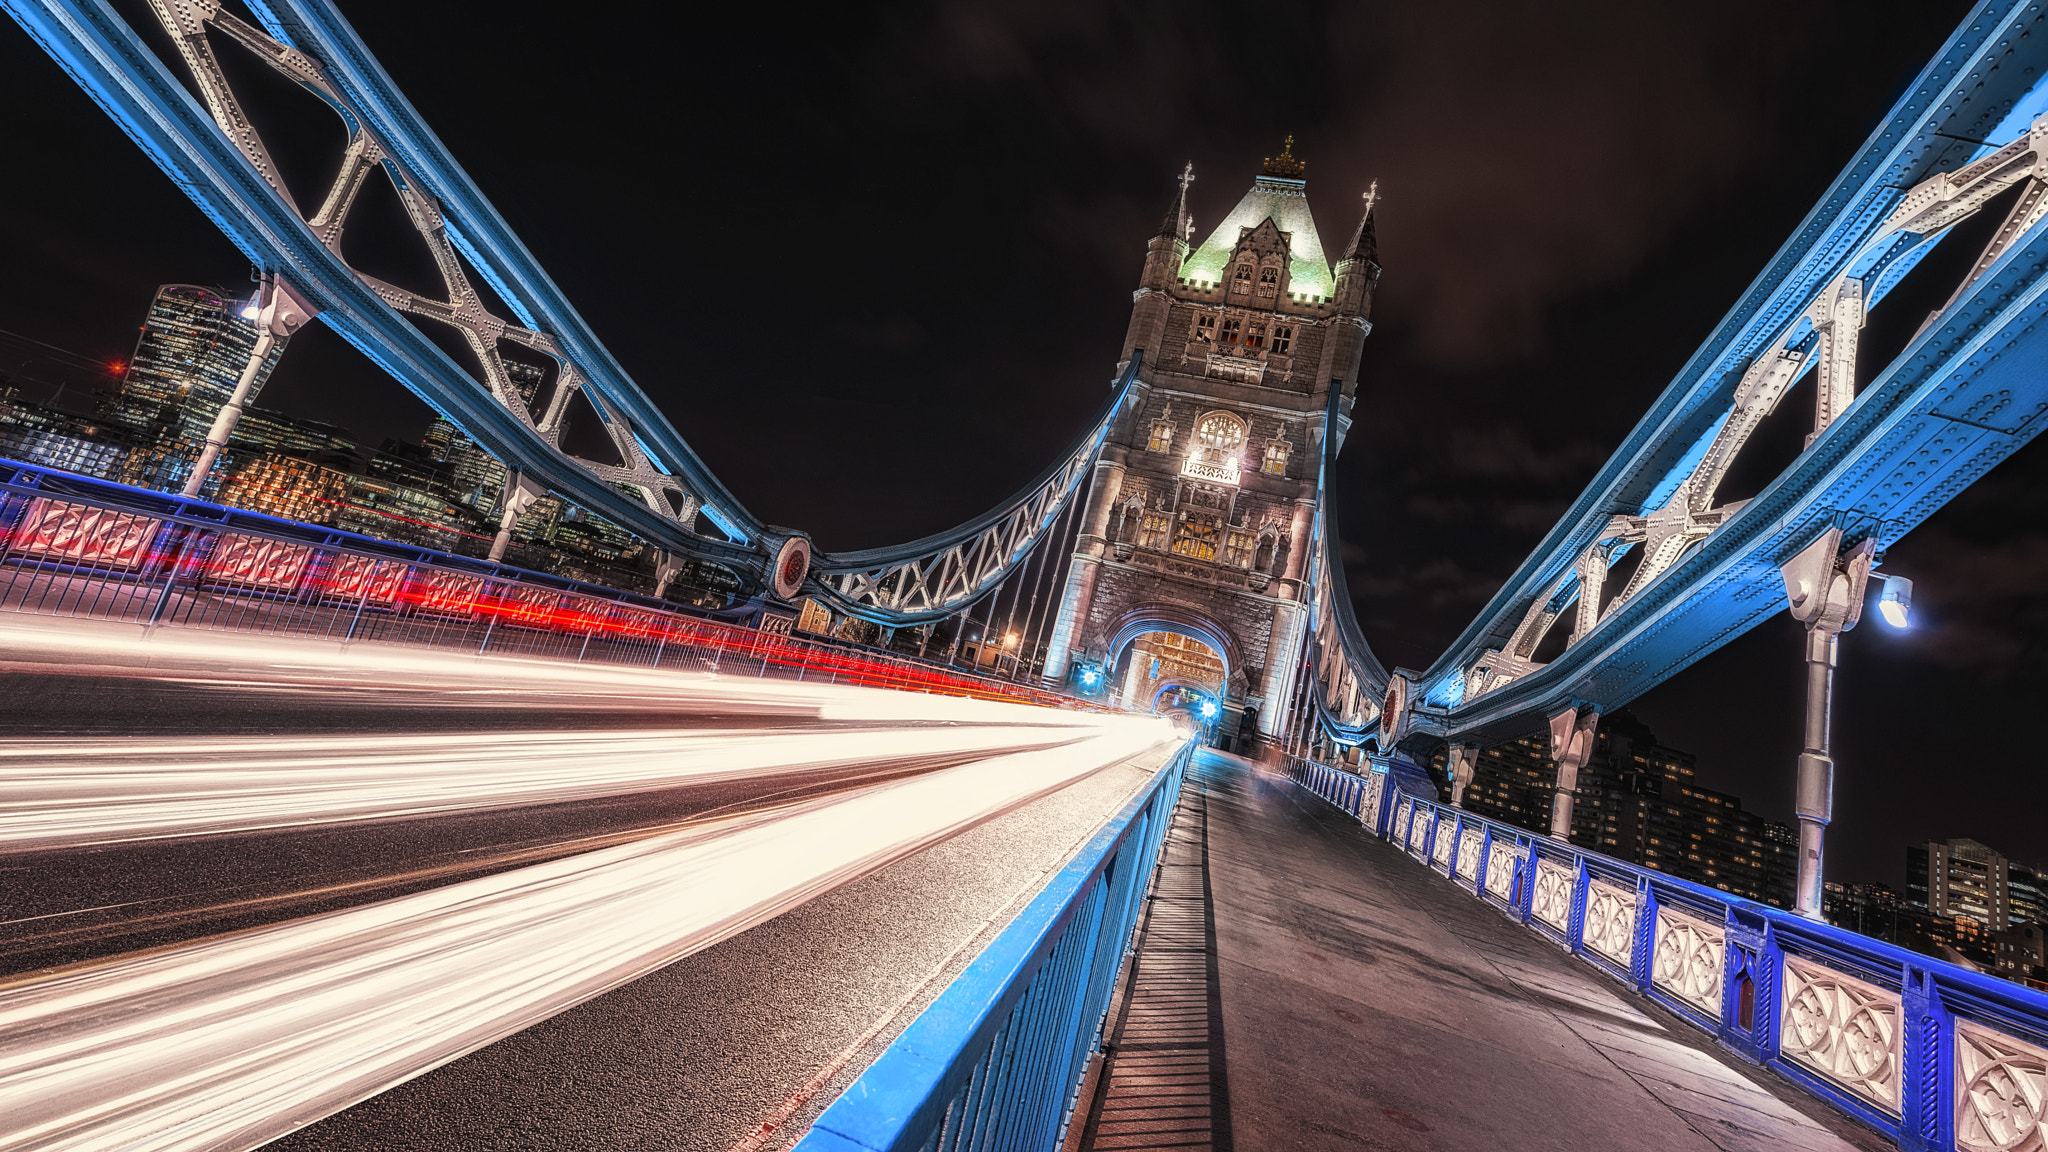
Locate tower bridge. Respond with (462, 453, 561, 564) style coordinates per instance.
(7, 0, 2048, 1148)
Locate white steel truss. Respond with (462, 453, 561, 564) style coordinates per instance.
(1460, 119, 2048, 703)
(146, 0, 700, 537)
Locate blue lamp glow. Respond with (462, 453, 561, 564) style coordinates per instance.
(1199, 699, 1219, 719)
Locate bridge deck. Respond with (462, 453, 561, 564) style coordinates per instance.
(1074, 751, 1889, 1151)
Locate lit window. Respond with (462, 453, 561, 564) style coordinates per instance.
(1247, 323, 1266, 348)
(1138, 512, 1171, 550)
(1173, 512, 1221, 561)
(1262, 440, 1289, 475)
(1195, 412, 1247, 458)
(1223, 529, 1256, 568)
(1148, 420, 1175, 453)
(1194, 314, 1215, 343)
(1272, 325, 1293, 354)
(1220, 317, 1243, 344)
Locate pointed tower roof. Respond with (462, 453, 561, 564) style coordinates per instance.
(1179, 138, 1335, 299)
(1155, 162, 1195, 241)
(1346, 180, 1379, 264)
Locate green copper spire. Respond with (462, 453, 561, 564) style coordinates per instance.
(1179, 138, 1334, 299)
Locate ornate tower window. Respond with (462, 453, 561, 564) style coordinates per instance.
(1173, 512, 1222, 561)
(1257, 265, 1280, 297)
(1272, 325, 1293, 354)
(1194, 314, 1215, 343)
(1223, 528, 1257, 568)
(1230, 263, 1255, 294)
(1263, 438, 1290, 475)
(1148, 418, 1175, 453)
(1138, 510, 1172, 550)
(1195, 412, 1248, 464)
(1219, 317, 1242, 344)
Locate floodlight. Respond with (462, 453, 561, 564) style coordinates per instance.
(1875, 573, 1913, 629)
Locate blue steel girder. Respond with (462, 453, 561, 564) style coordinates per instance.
(1410, 0, 2048, 743)
(4, 0, 1112, 621)
(4, 0, 771, 578)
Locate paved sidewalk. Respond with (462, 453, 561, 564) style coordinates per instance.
(1078, 750, 1891, 1151)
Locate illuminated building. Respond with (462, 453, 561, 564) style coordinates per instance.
(421, 359, 541, 515)
(1448, 711, 1796, 907)
(1906, 838, 2046, 929)
(104, 285, 288, 489)
(216, 454, 351, 524)
(1043, 141, 1379, 742)
(0, 392, 130, 479)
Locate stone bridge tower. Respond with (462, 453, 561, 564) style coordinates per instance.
(1044, 140, 1379, 745)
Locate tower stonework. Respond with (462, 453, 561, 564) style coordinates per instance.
(1044, 143, 1379, 744)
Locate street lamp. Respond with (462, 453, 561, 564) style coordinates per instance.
(1875, 573, 1914, 629)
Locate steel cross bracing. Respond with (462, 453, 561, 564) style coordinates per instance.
(808, 358, 1140, 624)
(5, 0, 1116, 620)
(4, 0, 767, 573)
(1383, 0, 2048, 745)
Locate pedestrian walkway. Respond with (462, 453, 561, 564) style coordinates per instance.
(1075, 750, 1891, 1151)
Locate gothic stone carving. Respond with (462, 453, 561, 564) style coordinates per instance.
(1779, 954, 1901, 1113)
(1532, 858, 1575, 933)
(1652, 906, 1725, 1020)
(1957, 1018, 2048, 1152)
(1582, 879, 1637, 969)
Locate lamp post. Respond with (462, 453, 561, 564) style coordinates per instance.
(1778, 527, 1875, 919)
(180, 274, 318, 499)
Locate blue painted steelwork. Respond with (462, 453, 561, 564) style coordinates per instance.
(0, 0, 764, 567)
(795, 741, 1194, 1152)
(1399, 0, 2048, 742)
(1285, 752, 2048, 1152)
(2, 0, 1130, 624)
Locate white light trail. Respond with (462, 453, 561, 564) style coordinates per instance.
(0, 723, 1095, 850)
(0, 723, 1178, 1152)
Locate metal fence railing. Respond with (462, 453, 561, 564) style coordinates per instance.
(1284, 753, 2048, 1152)
(0, 457, 1085, 707)
(794, 740, 1195, 1152)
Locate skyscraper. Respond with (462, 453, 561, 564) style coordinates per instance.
(1449, 711, 1797, 907)
(106, 284, 288, 490)
(1906, 838, 2045, 928)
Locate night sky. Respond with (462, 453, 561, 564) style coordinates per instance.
(2, 0, 2036, 886)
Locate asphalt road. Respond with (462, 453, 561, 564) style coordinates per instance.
(0, 617, 1178, 1150)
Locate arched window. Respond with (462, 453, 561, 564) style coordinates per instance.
(1230, 263, 1255, 293)
(1193, 412, 1248, 468)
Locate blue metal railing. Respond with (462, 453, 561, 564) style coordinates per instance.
(1283, 753, 2048, 1152)
(796, 741, 1195, 1152)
